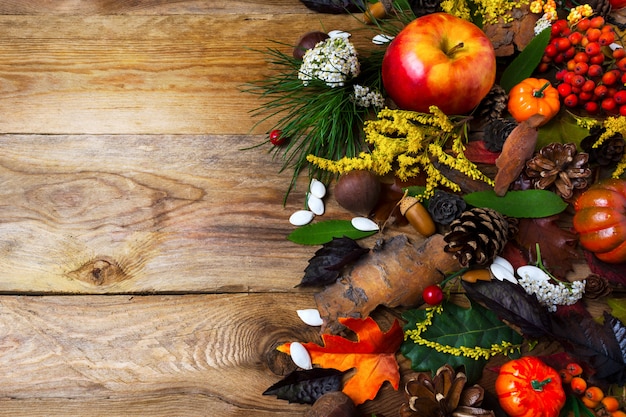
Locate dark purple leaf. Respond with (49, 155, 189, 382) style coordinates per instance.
(263, 368, 344, 404)
(462, 279, 552, 339)
(584, 249, 626, 287)
(299, 237, 369, 287)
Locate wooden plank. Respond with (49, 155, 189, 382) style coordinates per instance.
(0, 13, 368, 135)
(0, 293, 405, 417)
(0, 0, 315, 15)
(0, 134, 340, 293)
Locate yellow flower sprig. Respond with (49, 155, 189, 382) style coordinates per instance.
(441, 0, 529, 24)
(404, 305, 521, 361)
(574, 114, 626, 179)
(306, 106, 494, 200)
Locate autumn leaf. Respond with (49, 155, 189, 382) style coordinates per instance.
(263, 368, 344, 404)
(278, 317, 403, 405)
(516, 215, 579, 279)
(299, 237, 369, 287)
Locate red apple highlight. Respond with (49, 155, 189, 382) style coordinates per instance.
(382, 12, 496, 115)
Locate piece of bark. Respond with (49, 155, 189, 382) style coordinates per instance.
(483, 4, 539, 56)
(314, 234, 459, 333)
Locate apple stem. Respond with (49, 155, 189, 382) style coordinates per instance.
(446, 42, 465, 57)
(533, 82, 551, 98)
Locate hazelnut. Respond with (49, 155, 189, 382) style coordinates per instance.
(293, 31, 329, 60)
(333, 170, 381, 216)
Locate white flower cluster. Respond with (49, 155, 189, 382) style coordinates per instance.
(516, 266, 586, 312)
(490, 257, 586, 313)
(534, 14, 552, 36)
(351, 84, 385, 108)
(298, 35, 360, 88)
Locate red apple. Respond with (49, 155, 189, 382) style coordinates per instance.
(382, 12, 496, 115)
(610, 0, 626, 9)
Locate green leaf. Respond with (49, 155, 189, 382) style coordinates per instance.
(500, 28, 551, 92)
(401, 301, 523, 383)
(607, 298, 626, 324)
(287, 220, 377, 245)
(537, 111, 591, 149)
(463, 189, 568, 218)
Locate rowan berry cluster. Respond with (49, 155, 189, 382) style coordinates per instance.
(560, 362, 624, 417)
(538, 16, 626, 116)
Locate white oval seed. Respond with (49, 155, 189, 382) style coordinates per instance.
(517, 265, 550, 282)
(490, 263, 517, 284)
(492, 256, 514, 275)
(297, 309, 324, 327)
(289, 210, 314, 226)
(307, 194, 325, 216)
(328, 30, 350, 39)
(290, 342, 312, 370)
(309, 178, 326, 199)
(351, 217, 379, 232)
(372, 34, 394, 45)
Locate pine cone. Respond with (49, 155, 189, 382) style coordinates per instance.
(409, 0, 442, 16)
(580, 127, 626, 166)
(399, 365, 494, 417)
(584, 274, 612, 299)
(427, 190, 466, 225)
(475, 85, 508, 124)
(483, 117, 518, 152)
(524, 142, 592, 201)
(443, 208, 511, 267)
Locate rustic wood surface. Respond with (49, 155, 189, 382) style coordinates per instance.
(0, 1, 603, 416)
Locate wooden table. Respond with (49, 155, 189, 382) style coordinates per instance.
(0, 2, 599, 416)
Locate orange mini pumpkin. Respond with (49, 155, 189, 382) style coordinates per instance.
(573, 178, 626, 264)
(495, 356, 566, 417)
(508, 78, 560, 125)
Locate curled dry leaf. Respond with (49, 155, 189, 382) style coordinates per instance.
(494, 114, 546, 196)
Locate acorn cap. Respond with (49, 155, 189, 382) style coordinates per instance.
(399, 196, 419, 216)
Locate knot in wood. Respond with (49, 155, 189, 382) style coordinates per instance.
(69, 257, 127, 286)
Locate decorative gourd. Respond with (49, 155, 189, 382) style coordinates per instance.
(495, 356, 566, 417)
(507, 78, 560, 125)
(573, 178, 626, 264)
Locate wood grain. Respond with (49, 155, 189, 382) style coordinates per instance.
(0, 13, 368, 135)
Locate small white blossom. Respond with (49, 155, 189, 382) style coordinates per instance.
(534, 14, 552, 36)
(351, 84, 385, 108)
(516, 265, 585, 312)
(298, 36, 360, 88)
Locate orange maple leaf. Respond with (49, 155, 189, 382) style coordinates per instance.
(278, 316, 403, 405)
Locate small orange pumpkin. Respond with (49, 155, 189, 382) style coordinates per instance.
(508, 78, 560, 125)
(495, 356, 566, 417)
(573, 178, 626, 264)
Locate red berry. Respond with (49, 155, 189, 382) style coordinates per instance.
(585, 41, 602, 56)
(613, 90, 626, 104)
(554, 53, 565, 64)
(599, 31, 615, 46)
(590, 16, 605, 29)
(566, 59, 577, 71)
(582, 79, 596, 92)
(588, 64, 603, 78)
(572, 74, 586, 87)
(579, 91, 593, 101)
(269, 129, 287, 146)
(602, 97, 617, 112)
(564, 93, 579, 107)
(613, 48, 626, 60)
(586, 28, 602, 42)
(620, 104, 626, 116)
(590, 54, 606, 65)
(575, 62, 589, 75)
(555, 37, 572, 52)
(574, 52, 589, 63)
(422, 285, 444, 306)
(584, 101, 599, 114)
(617, 57, 626, 72)
(555, 68, 568, 80)
(558, 83, 573, 97)
(544, 44, 558, 58)
(568, 31, 584, 45)
(603, 70, 620, 86)
(537, 62, 550, 73)
(595, 84, 609, 98)
(563, 71, 576, 84)
(577, 18, 591, 32)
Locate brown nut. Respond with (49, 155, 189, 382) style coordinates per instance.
(399, 196, 436, 237)
(333, 170, 381, 216)
(304, 391, 357, 417)
(293, 31, 329, 60)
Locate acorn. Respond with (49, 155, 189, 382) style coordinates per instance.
(304, 391, 357, 417)
(293, 31, 329, 60)
(399, 196, 436, 237)
(333, 170, 381, 216)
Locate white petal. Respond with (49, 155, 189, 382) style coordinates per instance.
(328, 30, 351, 39)
(297, 309, 324, 326)
(307, 194, 325, 216)
(289, 210, 314, 226)
(492, 256, 514, 275)
(309, 178, 327, 199)
(490, 263, 517, 284)
(517, 265, 550, 281)
(372, 34, 394, 45)
(290, 342, 312, 370)
(351, 216, 379, 232)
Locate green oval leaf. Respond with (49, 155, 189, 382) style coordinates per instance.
(287, 219, 377, 245)
(463, 189, 568, 218)
(500, 27, 551, 93)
